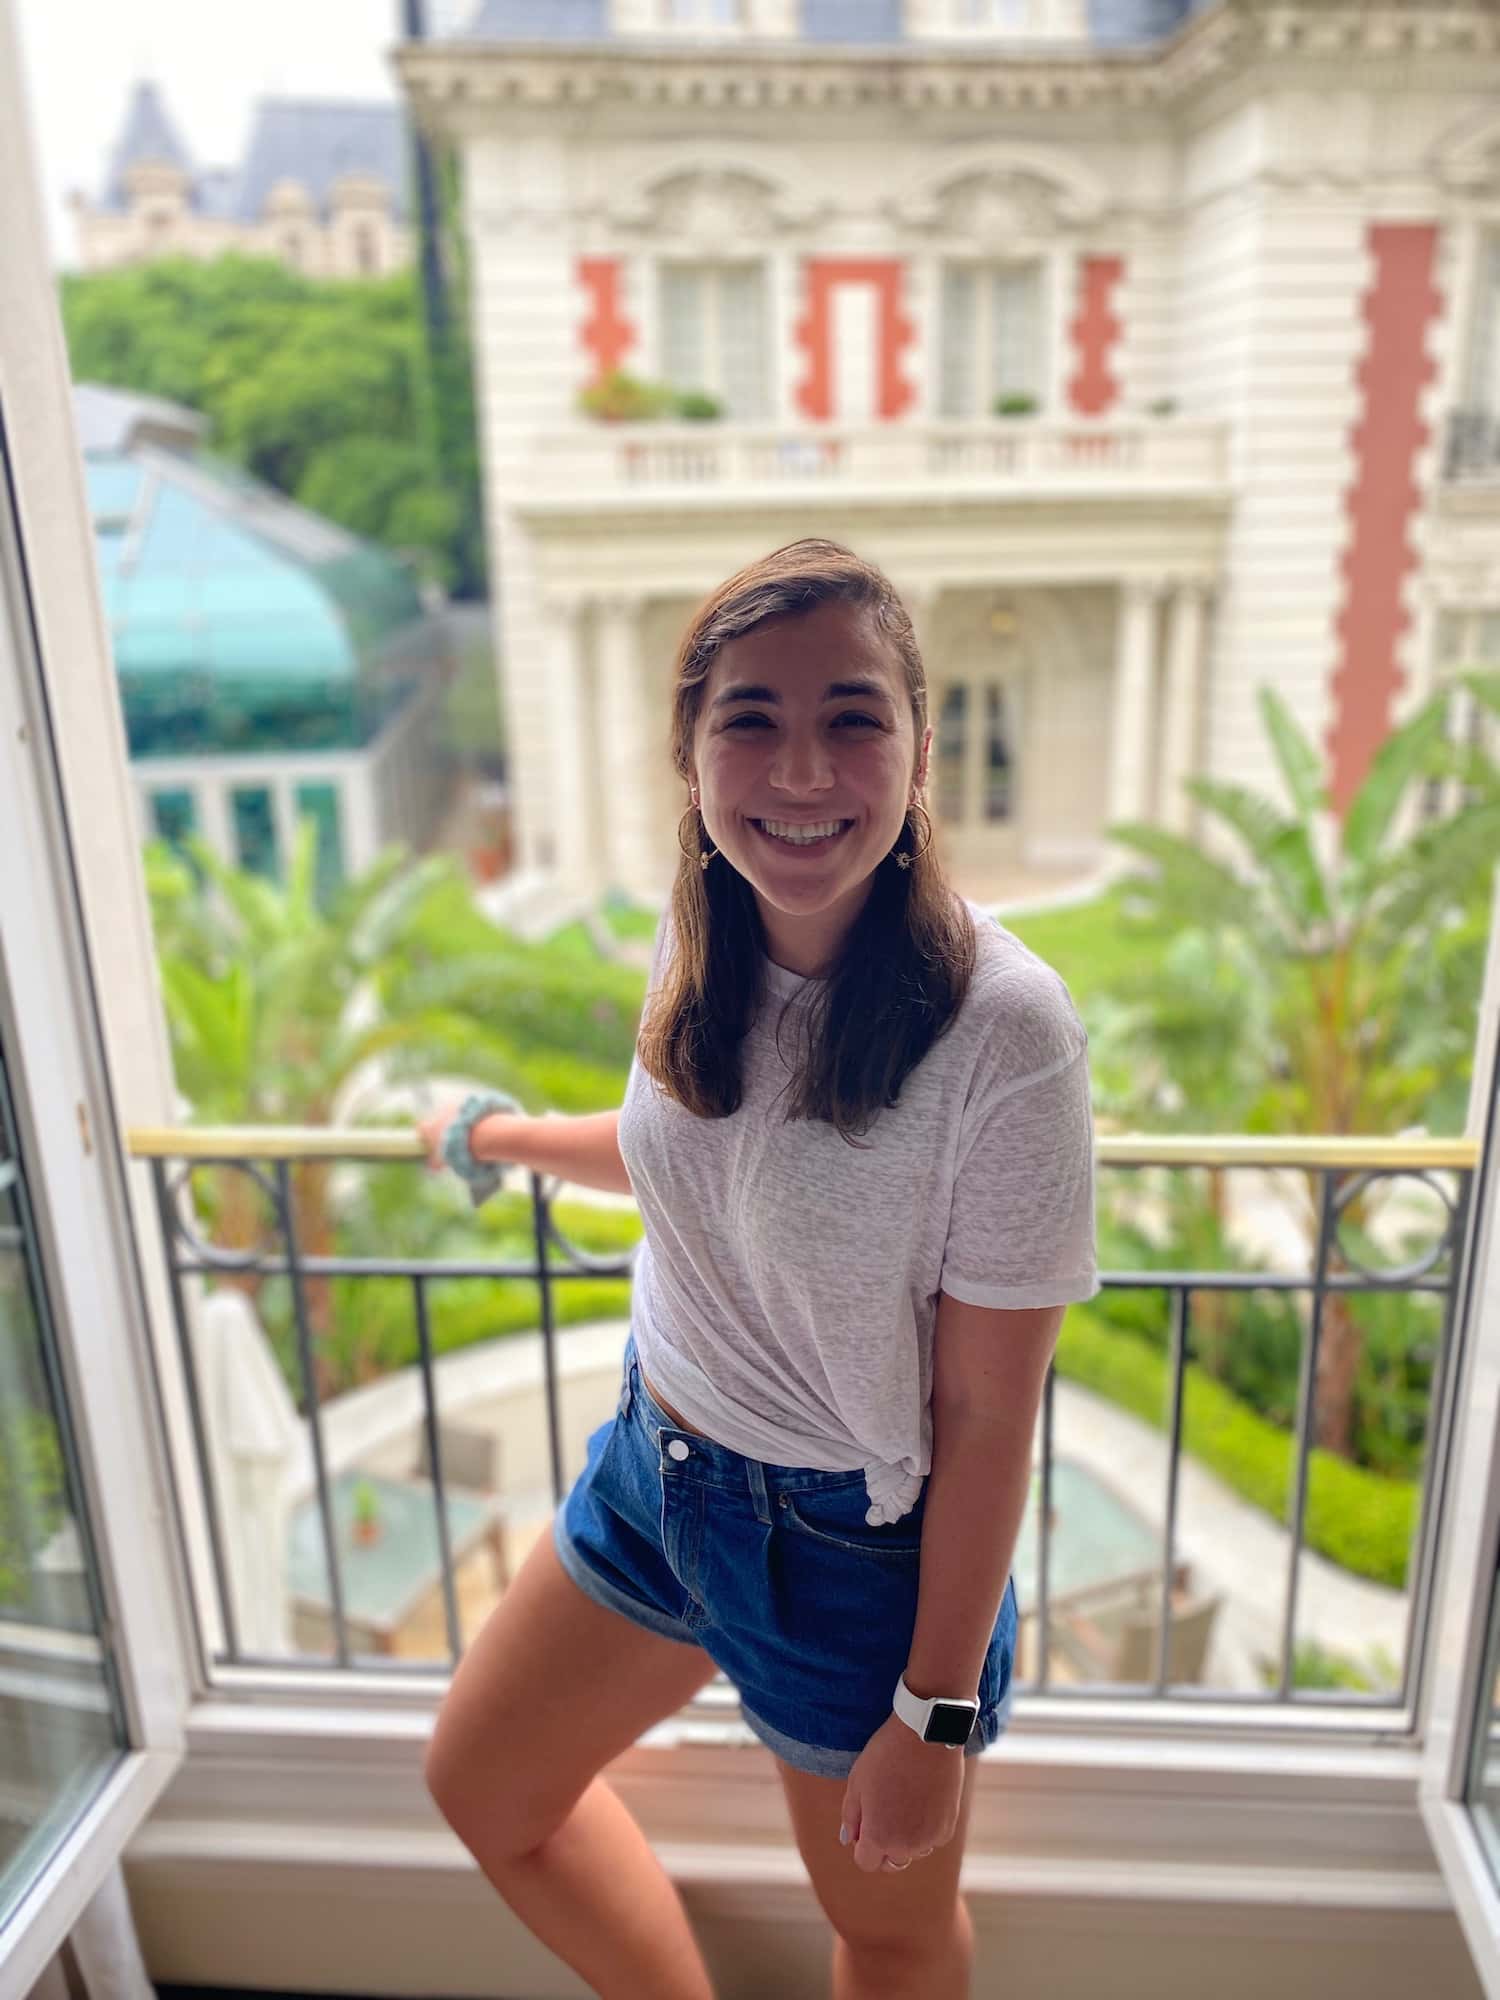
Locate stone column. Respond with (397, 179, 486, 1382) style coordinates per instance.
(1159, 579, 1209, 836)
(1106, 578, 1163, 834)
(541, 596, 596, 895)
(595, 594, 658, 902)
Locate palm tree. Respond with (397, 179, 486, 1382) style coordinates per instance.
(1105, 673, 1499, 1457)
(148, 824, 533, 1392)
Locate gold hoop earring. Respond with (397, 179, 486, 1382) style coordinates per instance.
(678, 805, 717, 872)
(894, 799, 934, 870)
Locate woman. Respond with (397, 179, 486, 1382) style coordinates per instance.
(420, 540, 1097, 2000)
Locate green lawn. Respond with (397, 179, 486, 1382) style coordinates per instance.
(998, 882, 1171, 1012)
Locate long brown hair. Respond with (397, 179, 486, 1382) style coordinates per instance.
(636, 540, 977, 1145)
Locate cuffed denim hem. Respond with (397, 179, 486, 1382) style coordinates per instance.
(738, 1693, 1013, 1780)
(551, 1508, 704, 1648)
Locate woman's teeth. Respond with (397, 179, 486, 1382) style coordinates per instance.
(755, 819, 851, 847)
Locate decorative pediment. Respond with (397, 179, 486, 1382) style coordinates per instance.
(598, 151, 829, 239)
(885, 144, 1110, 242)
(1433, 107, 1500, 194)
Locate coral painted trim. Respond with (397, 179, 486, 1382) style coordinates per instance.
(577, 257, 635, 385)
(794, 260, 917, 422)
(1067, 255, 1124, 416)
(1329, 225, 1441, 816)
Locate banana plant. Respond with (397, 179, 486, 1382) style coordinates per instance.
(148, 825, 533, 1393)
(1105, 673, 1499, 1457)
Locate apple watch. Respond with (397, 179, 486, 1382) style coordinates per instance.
(892, 1673, 980, 1749)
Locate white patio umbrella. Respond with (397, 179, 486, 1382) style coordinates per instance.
(190, 1288, 304, 1656)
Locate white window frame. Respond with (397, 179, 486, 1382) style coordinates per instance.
(0, 10, 192, 1987)
(657, 258, 771, 420)
(938, 257, 1048, 418)
(1421, 938, 1500, 1992)
(659, 0, 746, 29)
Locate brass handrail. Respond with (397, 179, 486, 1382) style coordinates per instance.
(124, 1125, 1480, 1171)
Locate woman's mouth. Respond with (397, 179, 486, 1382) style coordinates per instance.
(750, 818, 855, 855)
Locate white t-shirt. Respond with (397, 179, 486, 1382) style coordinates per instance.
(617, 897, 1100, 1524)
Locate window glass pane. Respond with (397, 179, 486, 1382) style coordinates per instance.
(935, 682, 967, 824)
(149, 787, 197, 852)
(990, 266, 1041, 403)
(660, 266, 707, 397)
(0, 1034, 126, 1928)
(984, 684, 1015, 822)
(231, 786, 279, 880)
(941, 266, 978, 418)
(294, 783, 345, 905)
(717, 266, 767, 420)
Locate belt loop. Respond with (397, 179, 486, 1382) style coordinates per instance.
(746, 1457, 773, 1527)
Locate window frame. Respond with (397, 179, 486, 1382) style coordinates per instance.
(656, 257, 771, 420)
(0, 13, 192, 1984)
(938, 256, 1049, 419)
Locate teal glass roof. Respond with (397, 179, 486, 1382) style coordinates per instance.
(85, 430, 433, 757)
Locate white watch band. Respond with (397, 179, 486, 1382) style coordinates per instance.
(892, 1673, 980, 1749)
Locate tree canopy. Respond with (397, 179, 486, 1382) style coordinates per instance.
(60, 254, 485, 598)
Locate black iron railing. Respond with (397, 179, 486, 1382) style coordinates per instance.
(128, 1128, 1480, 1724)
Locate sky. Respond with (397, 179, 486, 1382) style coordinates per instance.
(14, 0, 442, 269)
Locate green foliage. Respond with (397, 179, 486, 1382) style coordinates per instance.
(578, 371, 678, 422)
(256, 1178, 643, 1403)
(59, 255, 484, 596)
(675, 390, 726, 421)
(1055, 1308, 1418, 1589)
(993, 392, 1039, 416)
(1262, 1639, 1400, 1693)
(0, 1360, 67, 1612)
(576, 371, 726, 422)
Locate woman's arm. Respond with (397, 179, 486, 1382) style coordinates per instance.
(903, 1295, 1065, 1700)
(421, 1106, 632, 1198)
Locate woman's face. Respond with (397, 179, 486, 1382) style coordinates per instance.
(688, 598, 930, 957)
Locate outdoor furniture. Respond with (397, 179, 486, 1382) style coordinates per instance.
(412, 1421, 499, 1494)
(1052, 1584, 1224, 1687)
(286, 1470, 506, 1659)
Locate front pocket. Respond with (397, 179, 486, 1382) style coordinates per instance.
(780, 1485, 924, 1562)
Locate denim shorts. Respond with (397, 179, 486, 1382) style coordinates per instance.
(552, 1331, 1019, 1780)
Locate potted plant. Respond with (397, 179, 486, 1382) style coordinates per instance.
(673, 389, 726, 422)
(577, 370, 676, 423)
(993, 391, 1040, 418)
(351, 1478, 382, 1548)
(1146, 397, 1178, 418)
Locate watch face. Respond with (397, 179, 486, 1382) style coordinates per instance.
(924, 1700, 977, 1748)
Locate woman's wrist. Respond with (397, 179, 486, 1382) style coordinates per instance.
(469, 1110, 520, 1164)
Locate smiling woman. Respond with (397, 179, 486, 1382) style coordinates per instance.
(639, 539, 976, 1137)
(425, 537, 1097, 1999)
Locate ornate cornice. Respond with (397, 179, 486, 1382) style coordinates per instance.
(396, 4, 1499, 135)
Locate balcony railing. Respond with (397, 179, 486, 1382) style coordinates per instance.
(1442, 406, 1500, 484)
(520, 417, 1230, 506)
(127, 1127, 1478, 1727)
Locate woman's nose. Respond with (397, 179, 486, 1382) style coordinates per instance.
(769, 734, 836, 792)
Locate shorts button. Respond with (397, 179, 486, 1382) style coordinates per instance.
(667, 1439, 691, 1461)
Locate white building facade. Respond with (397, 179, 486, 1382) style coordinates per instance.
(399, 0, 1500, 911)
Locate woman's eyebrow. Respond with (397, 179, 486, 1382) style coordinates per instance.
(710, 678, 894, 710)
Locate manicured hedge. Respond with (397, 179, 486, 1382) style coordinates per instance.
(1055, 1307, 1417, 1590)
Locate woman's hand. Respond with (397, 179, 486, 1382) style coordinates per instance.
(418, 1101, 468, 1174)
(840, 1713, 962, 1873)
